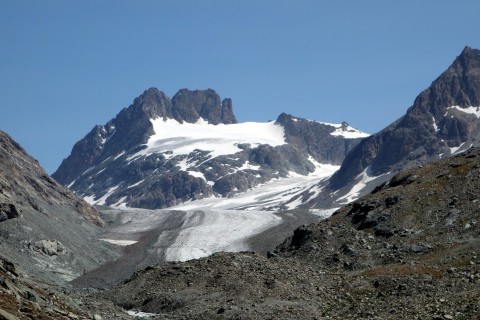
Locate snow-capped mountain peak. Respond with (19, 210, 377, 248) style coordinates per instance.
(53, 89, 367, 210)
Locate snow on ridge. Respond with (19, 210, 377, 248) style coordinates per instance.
(337, 166, 387, 204)
(447, 105, 480, 117)
(129, 118, 286, 161)
(432, 116, 439, 132)
(329, 125, 370, 139)
(67, 179, 76, 188)
(83, 185, 120, 206)
(100, 239, 137, 246)
(301, 118, 369, 139)
(450, 142, 466, 154)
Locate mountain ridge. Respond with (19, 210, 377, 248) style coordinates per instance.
(329, 46, 480, 190)
(53, 89, 367, 210)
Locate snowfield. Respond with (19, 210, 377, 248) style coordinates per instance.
(129, 117, 286, 160)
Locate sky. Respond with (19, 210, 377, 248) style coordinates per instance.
(1, 1, 480, 174)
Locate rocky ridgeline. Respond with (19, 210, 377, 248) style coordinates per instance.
(320, 47, 480, 201)
(297, 47, 480, 209)
(103, 148, 480, 319)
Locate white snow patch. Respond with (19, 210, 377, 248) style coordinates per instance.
(330, 125, 370, 139)
(126, 310, 158, 318)
(310, 208, 339, 218)
(67, 179, 76, 188)
(304, 119, 369, 139)
(176, 157, 190, 171)
(100, 239, 137, 246)
(127, 179, 144, 189)
(239, 161, 261, 171)
(113, 196, 128, 208)
(450, 142, 465, 154)
(338, 167, 386, 204)
(114, 150, 126, 160)
(83, 195, 96, 205)
(187, 170, 206, 179)
(432, 116, 439, 132)
(447, 105, 480, 117)
(84, 185, 120, 206)
(128, 118, 286, 160)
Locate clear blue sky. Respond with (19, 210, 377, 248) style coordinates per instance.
(1, 1, 479, 173)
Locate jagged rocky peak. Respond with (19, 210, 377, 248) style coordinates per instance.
(127, 87, 237, 124)
(53, 87, 367, 210)
(415, 46, 480, 118)
(171, 88, 237, 124)
(53, 88, 235, 185)
(326, 46, 480, 195)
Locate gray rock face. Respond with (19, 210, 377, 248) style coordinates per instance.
(0, 131, 118, 285)
(171, 88, 237, 125)
(53, 89, 366, 210)
(328, 47, 480, 190)
(277, 113, 362, 164)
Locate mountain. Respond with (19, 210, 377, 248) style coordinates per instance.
(53, 88, 368, 210)
(301, 46, 480, 208)
(0, 131, 118, 285)
(101, 148, 480, 319)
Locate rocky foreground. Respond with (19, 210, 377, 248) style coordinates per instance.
(1, 148, 479, 320)
(101, 148, 480, 319)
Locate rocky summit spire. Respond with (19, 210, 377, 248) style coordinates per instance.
(171, 88, 237, 125)
(52, 88, 236, 185)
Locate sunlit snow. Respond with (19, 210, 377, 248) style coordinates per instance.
(84, 185, 120, 206)
(432, 116, 439, 132)
(450, 142, 466, 154)
(447, 105, 480, 117)
(329, 125, 370, 139)
(173, 158, 339, 211)
(337, 166, 387, 204)
(128, 118, 286, 161)
(100, 239, 138, 246)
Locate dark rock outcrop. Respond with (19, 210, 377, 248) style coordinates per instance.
(0, 203, 19, 222)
